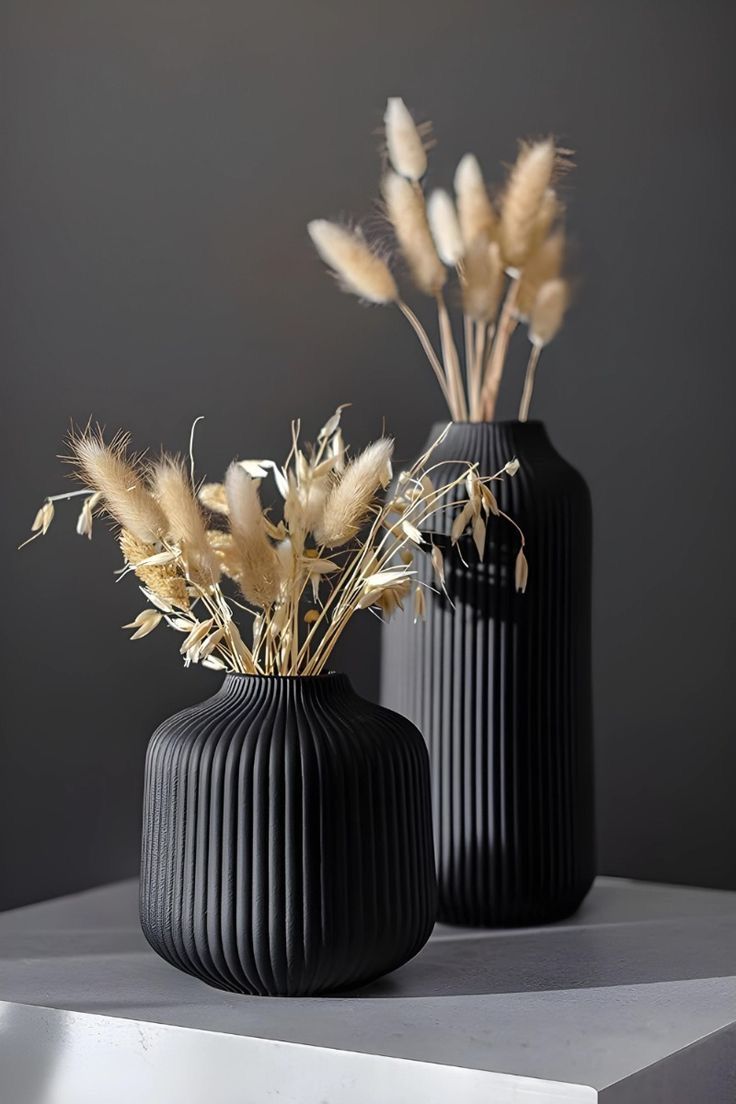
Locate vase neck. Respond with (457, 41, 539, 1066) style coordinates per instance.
(217, 672, 353, 706)
(425, 420, 555, 468)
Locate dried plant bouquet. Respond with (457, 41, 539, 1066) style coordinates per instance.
(309, 98, 573, 423)
(24, 409, 526, 676)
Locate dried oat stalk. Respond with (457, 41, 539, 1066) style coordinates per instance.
(23, 411, 525, 675)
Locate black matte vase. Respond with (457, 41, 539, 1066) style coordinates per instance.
(140, 673, 436, 995)
(381, 421, 595, 927)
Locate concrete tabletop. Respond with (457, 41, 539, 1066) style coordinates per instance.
(0, 876, 735, 1103)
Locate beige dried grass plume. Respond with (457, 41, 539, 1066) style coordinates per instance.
(499, 139, 557, 270)
(382, 172, 446, 297)
(384, 97, 427, 181)
(427, 190, 464, 266)
(454, 154, 497, 247)
(151, 456, 219, 584)
(313, 438, 394, 547)
(225, 464, 282, 608)
(307, 221, 398, 304)
(529, 278, 568, 347)
(516, 230, 565, 320)
(462, 239, 503, 323)
(71, 430, 167, 544)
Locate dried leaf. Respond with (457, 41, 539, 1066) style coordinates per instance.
(515, 548, 529, 593)
(431, 545, 445, 587)
(32, 501, 55, 535)
(401, 520, 424, 546)
(134, 549, 179, 568)
(472, 514, 486, 559)
(318, 404, 350, 441)
(451, 502, 474, 544)
(202, 655, 227, 671)
(180, 618, 215, 655)
(481, 484, 500, 516)
(123, 609, 162, 639)
(238, 460, 270, 478)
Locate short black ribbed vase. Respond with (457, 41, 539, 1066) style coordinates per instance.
(140, 673, 437, 995)
(381, 421, 595, 927)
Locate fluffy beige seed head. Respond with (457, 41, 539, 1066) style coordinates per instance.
(529, 278, 568, 347)
(151, 456, 219, 584)
(499, 139, 557, 270)
(308, 220, 398, 304)
(529, 189, 561, 255)
(384, 97, 427, 181)
(462, 240, 503, 322)
(454, 154, 497, 248)
(427, 190, 464, 266)
(382, 172, 446, 296)
(516, 230, 565, 319)
(71, 432, 167, 544)
(225, 464, 282, 608)
(313, 438, 394, 547)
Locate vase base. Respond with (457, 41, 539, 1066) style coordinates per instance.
(437, 877, 595, 929)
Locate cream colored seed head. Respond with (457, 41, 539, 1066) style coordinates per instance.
(384, 97, 427, 181)
(308, 220, 398, 304)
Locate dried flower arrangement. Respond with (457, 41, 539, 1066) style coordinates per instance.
(309, 98, 572, 423)
(24, 409, 526, 675)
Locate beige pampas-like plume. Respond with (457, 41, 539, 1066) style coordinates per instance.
(384, 97, 427, 181)
(462, 239, 503, 322)
(71, 431, 167, 544)
(427, 190, 464, 266)
(151, 457, 219, 584)
(529, 189, 561, 256)
(225, 464, 282, 608)
(454, 154, 497, 247)
(499, 139, 557, 270)
(516, 230, 565, 319)
(313, 438, 394, 547)
(308, 221, 398, 304)
(529, 278, 568, 346)
(383, 172, 446, 296)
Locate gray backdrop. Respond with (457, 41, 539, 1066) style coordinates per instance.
(2, 0, 734, 910)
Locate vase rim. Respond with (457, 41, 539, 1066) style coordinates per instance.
(222, 670, 345, 682)
(434, 418, 546, 428)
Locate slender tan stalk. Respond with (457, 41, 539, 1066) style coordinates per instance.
(480, 276, 520, 420)
(436, 294, 467, 421)
(518, 344, 542, 422)
(397, 300, 452, 407)
(382, 172, 446, 297)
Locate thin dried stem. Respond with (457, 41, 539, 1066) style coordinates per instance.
(480, 276, 520, 420)
(518, 344, 542, 422)
(436, 293, 467, 421)
(397, 300, 452, 408)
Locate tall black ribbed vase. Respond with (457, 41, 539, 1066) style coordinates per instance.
(140, 673, 437, 995)
(381, 421, 595, 927)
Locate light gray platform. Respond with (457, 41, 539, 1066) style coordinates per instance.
(0, 877, 735, 1103)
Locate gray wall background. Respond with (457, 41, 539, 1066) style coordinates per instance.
(2, 1, 734, 910)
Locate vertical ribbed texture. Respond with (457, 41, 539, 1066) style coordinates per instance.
(381, 421, 595, 927)
(140, 673, 436, 996)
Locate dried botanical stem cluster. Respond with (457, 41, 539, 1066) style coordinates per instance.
(309, 97, 572, 423)
(25, 410, 526, 676)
